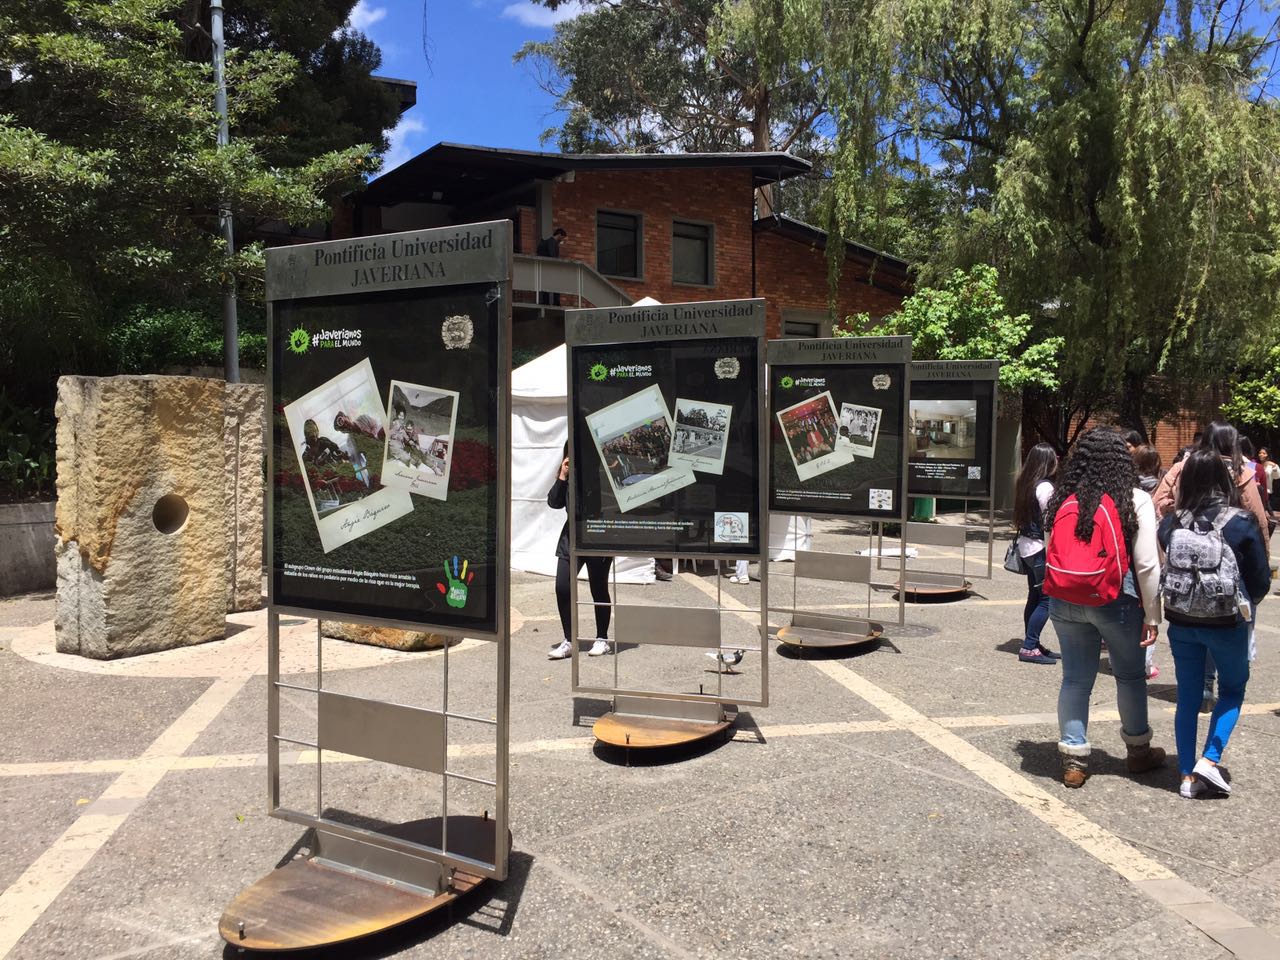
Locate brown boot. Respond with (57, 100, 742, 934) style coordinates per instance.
(1062, 757, 1088, 788)
(1126, 743, 1167, 774)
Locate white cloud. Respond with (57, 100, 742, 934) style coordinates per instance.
(382, 116, 428, 173)
(501, 1, 585, 28)
(348, 2, 388, 32)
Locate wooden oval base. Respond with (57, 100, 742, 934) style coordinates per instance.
(593, 708, 736, 750)
(776, 623, 883, 649)
(219, 815, 503, 952)
(896, 580, 972, 600)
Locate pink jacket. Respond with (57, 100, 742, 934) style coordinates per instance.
(1152, 458, 1270, 556)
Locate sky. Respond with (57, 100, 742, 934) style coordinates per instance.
(349, 1, 583, 171)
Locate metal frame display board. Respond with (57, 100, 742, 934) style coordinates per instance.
(900, 359, 1001, 584)
(220, 221, 513, 952)
(766, 336, 912, 647)
(565, 299, 768, 750)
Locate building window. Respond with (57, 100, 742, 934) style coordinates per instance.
(672, 220, 713, 285)
(596, 210, 641, 279)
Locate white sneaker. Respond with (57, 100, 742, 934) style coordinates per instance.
(588, 639, 611, 657)
(1180, 778, 1206, 799)
(548, 639, 572, 660)
(729, 575, 748, 584)
(1193, 757, 1231, 794)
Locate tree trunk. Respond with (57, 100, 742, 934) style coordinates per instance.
(751, 88, 774, 216)
(1117, 370, 1148, 441)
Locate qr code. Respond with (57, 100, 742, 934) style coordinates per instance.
(967, 466, 982, 480)
(869, 488, 893, 510)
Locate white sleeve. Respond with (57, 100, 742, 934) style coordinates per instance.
(1131, 489, 1162, 626)
(1036, 481, 1054, 512)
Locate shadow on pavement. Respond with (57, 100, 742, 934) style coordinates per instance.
(1012, 739, 1181, 793)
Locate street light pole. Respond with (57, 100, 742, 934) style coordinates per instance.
(211, 0, 240, 383)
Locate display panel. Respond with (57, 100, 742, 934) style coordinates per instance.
(907, 360, 998, 499)
(567, 300, 764, 556)
(767, 337, 910, 520)
(267, 223, 508, 633)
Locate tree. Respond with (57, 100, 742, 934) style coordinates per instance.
(516, 0, 828, 212)
(844, 264, 1064, 393)
(176, 1, 402, 167)
(0, 0, 381, 400)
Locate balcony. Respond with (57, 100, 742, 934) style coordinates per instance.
(511, 254, 632, 363)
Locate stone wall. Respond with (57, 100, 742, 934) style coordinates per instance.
(54, 376, 264, 659)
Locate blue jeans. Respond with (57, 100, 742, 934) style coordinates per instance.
(1050, 595, 1152, 755)
(1168, 621, 1249, 775)
(1022, 553, 1050, 650)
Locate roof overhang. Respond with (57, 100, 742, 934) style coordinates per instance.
(754, 214, 911, 289)
(361, 142, 811, 207)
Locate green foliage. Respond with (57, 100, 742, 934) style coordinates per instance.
(516, 0, 827, 160)
(0, 393, 55, 502)
(0, 0, 386, 401)
(109, 302, 266, 373)
(1222, 348, 1280, 429)
(842, 264, 1062, 391)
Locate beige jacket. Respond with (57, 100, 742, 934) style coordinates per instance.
(1152, 458, 1270, 556)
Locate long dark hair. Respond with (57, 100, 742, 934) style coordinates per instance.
(1013, 443, 1057, 532)
(1046, 428, 1139, 548)
(1201, 421, 1243, 480)
(1176, 449, 1235, 515)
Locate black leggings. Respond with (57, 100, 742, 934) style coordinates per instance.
(556, 556, 613, 639)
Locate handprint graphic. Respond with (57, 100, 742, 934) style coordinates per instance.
(437, 556, 474, 609)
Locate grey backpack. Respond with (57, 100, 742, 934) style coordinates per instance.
(1161, 509, 1244, 620)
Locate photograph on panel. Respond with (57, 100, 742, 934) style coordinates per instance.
(776, 390, 854, 482)
(670, 398, 732, 476)
(586, 383, 695, 512)
(380, 380, 460, 501)
(282, 358, 413, 551)
(909, 399, 978, 460)
(839, 402, 883, 458)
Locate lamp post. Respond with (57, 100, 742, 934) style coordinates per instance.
(211, 0, 240, 382)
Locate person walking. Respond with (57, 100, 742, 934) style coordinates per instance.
(1043, 428, 1166, 788)
(1153, 422, 1270, 710)
(1013, 443, 1060, 664)
(1158, 449, 1270, 797)
(1256, 446, 1280, 517)
(547, 445, 613, 659)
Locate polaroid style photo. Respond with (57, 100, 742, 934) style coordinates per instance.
(284, 357, 414, 553)
(380, 380, 460, 501)
(670, 398, 732, 476)
(776, 391, 854, 482)
(586, 383, 694, 513)
(839, 403, 883, 458)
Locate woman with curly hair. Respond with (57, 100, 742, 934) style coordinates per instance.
(1046, 428, 1166, 788)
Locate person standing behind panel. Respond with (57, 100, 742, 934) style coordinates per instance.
(1158, 450, 1270, 798)
(1013, 443, 1060, 664)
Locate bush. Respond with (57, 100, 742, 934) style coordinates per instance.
(109, 302, 266, 374)
(0, 393, 55, 502)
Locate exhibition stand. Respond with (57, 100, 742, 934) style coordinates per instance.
(219, 222, 515, 951)
(564, 299, 769, 753)
(765, 336, 912, 651)
(887, 360, 1001, 599)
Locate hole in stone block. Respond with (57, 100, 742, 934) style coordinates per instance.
(152, 493, 189, 534)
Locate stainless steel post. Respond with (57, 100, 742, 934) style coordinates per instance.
(209, 0, 239, 383)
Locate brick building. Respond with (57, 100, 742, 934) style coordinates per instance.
(342, 143, 910, 361)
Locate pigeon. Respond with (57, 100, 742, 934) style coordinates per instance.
(706, 649, 745, 673)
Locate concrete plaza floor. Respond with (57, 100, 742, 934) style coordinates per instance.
(3, 520, 1280, 959)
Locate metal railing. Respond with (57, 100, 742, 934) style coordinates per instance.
(512, 254, 631, 308)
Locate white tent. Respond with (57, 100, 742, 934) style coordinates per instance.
(509, 296, 810, 581)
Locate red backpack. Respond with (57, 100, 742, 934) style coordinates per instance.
(1044, 493, 1129, 606)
